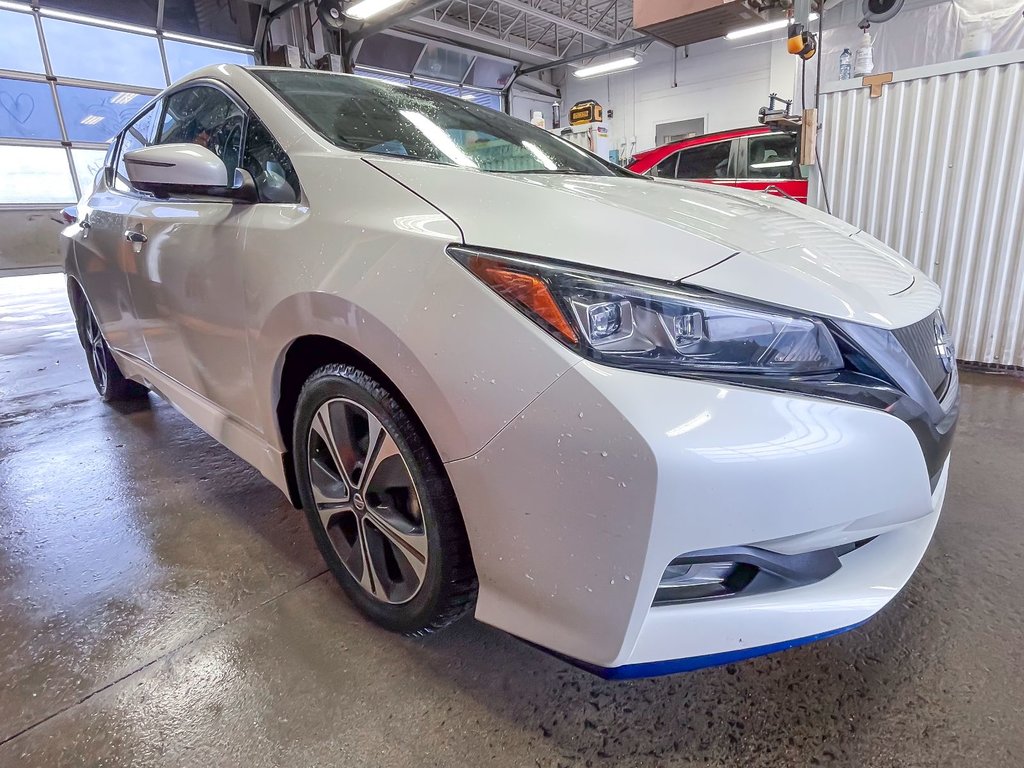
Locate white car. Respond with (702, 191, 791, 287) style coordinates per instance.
(61, 65, 958, 678)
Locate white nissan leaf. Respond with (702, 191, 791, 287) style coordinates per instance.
(61, 65, 958, 678)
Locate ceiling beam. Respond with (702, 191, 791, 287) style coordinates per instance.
(400, 14, 561, 62)
(490, 0, 620, 46)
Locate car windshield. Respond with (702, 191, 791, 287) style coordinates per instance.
(252, 69, 624, 177)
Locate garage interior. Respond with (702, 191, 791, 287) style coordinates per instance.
(1, 0, 1023, 765)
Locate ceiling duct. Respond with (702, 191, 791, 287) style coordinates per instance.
(634, 0, 777, 47)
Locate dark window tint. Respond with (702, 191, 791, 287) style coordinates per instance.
(675, 140, 732, 179)
(114, 104, 157, 192)
(653, 152, 678, 179)
(745, 133, 798, 179)
(158, 85, 244, 177)
(242, 119, 299, 203)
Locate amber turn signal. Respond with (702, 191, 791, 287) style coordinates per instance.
(464, 254, 579, 345)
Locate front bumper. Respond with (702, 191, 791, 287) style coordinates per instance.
(446, 360, 951, 674)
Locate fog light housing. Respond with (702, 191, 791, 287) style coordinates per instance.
(654, 559, 758, 605)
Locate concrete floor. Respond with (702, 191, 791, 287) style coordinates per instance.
(1, 272, 1022, 767)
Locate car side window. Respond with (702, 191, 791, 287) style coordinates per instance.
(674, 141, 732, 180)
(652, 152, 679, 179)
(241, 118, 300, 204)
(113, 104, 158, 193)
(157, 85, 245, 178)
(745, 133, 798, 180)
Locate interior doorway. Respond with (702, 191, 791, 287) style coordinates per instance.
(655, 117, 706, 145)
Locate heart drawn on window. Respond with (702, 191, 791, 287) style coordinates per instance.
(0, 91, 35, 125)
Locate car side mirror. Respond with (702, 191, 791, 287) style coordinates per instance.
(123, 143, 258, 203)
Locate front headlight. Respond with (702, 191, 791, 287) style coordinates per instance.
(450, 246, 843, 376)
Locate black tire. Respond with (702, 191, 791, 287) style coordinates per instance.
(292, 363, 477, 636)
(73, 292, 148, 403)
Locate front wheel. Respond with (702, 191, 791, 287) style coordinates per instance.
(292, 364, 477, 635)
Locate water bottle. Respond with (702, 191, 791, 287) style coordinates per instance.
(839, 48, 852, 80)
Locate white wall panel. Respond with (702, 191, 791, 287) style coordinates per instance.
(812, 53, 1024, 368)
(564, 38, 797, 161)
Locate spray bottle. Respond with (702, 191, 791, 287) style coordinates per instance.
(853, 28, 874, 77)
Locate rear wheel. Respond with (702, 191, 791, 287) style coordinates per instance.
(74, 294, 148, 402)
(292, 364, 477, 635)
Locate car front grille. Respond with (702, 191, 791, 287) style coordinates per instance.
(892, 311, 951, 398)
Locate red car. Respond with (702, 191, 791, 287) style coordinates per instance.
(627, 126, 807, 203)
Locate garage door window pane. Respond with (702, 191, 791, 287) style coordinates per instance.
(163, 40, 254, 82)
(71, 147, 108, 193)
(57, 85, 148, 143)
(39, 0, 158, 27)
(413, 45, 473, 83)
(0, 78, 61, 140)
(0, 145, 76, 203)
(42, 17, 165, 88)
(162, 0, 259, 44)
(0, 9, 45, 73)
(675, 141, 732, 179)
(746, 134, 798, 179)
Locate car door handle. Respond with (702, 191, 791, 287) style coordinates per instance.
(124, 230, 148, 244)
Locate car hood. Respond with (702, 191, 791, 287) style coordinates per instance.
(366, 158, 938, 329)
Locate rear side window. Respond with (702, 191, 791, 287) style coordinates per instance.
(652, 152, 679, 179)
(114, 105, 158, 192)
(745, 133, 798, 179)
(675, 140, 732, 179)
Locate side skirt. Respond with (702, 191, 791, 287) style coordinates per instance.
(112, 349, 291, 497)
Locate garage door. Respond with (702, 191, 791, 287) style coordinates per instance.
(0, 4, 253, 274)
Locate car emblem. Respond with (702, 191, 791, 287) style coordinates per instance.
(352, 492, 366, 512)
(934, 315, 955, 373)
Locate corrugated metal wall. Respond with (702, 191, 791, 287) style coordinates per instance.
(811, 56, 1024, 368)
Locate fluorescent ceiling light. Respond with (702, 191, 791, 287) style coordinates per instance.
(38, 7, 157, 35)
(80, 115, 104, 126)
(345, 0, 404, 21)
(572, 56, 640, 79)
(726, 13, 818, 40)
(110, 92, 139, 105)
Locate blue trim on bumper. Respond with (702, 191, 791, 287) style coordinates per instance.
(568, 620, 869, 680)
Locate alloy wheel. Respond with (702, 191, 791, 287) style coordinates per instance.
(306, 397, 428, 605)
(84, 309, 108, 394)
